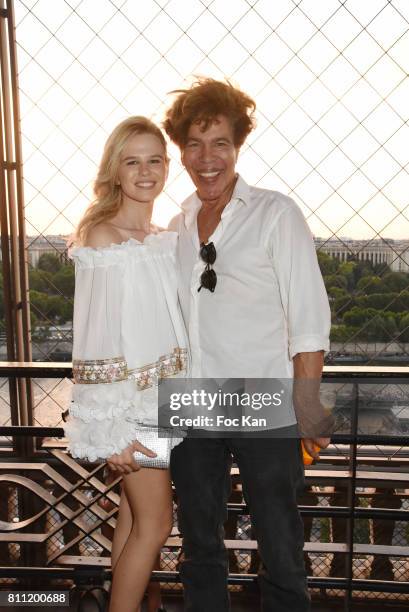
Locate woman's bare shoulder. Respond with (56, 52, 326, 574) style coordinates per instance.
(151, 223, 167, 234)
(84, 222, 122, 248)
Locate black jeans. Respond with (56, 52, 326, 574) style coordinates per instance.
(171, 433, 310, 612)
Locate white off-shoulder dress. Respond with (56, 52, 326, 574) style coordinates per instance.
(64, 231, 188, 462)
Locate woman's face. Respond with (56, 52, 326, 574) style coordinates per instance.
(117, 132, 168, 204)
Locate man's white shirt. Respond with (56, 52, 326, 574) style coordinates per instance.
(170, 174, 331, 389)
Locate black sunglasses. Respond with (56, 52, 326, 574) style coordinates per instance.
(198, 241, 217, 293)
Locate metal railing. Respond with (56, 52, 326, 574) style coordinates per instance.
(0, 363, 408, 610)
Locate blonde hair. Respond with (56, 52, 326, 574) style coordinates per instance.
(76, 116, 167, 244)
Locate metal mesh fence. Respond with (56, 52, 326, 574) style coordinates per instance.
(6, 0, 409, 465)
(31, 376, 72, 427)
(8, 0, 409, 368)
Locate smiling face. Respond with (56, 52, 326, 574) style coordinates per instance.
(117, 132, 168, 205)
(181, 115, 239, 204)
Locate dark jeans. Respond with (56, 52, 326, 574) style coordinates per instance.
(171, 432, 310, 612)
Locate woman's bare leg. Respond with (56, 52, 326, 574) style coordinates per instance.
(111, 495, 164, 611)
(108, 468, 173, 612)
(110, 489, 143, 612)
(146, 556, 163, 612)
(111, 487, 132, 571)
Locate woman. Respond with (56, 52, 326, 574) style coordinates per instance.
(64, 117, 188, 612)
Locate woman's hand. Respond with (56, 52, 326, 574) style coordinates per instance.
(107, 440, 157, 474)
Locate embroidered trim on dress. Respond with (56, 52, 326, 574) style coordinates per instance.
(73, 348, 188, 389)
(128, 347, 188, 390)
(73, 357, 128, 384)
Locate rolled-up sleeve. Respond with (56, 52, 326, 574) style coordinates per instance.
(268, 201, 331, 359)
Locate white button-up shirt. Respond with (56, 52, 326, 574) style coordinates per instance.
(170, 174, 331, 386)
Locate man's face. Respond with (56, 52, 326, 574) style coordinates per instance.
(181, 114, 239, 203)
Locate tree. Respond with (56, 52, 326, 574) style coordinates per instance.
(53, 265, 75, 297)
(328, 286, 348, 300)
(364, 312, 397, 341)
(382, 272, 409, 293)
(398, 313, 409, 342)
(29, 290, 49, 320)
(356, 275, 383, 295)
(356, 292, 396, 311)
(323, 274, 348, 291)
(317, 251, 339, 275)
(29, 268, 53, 293)
(37, 252, 62, 274)
(60, 299, 73, 322)
(30, 309, 38, 328)
(354, 292, 409, 313)
(29, 291, 68, 322)
(351, 260, 375, 286)
(47, 295, 70, 321)
(338, 261, 356, 291)
(343, 307, 398, 341)
(330, 324, 356, 342)
(334, 295, 356, 320)
(343, 307, 376, 328)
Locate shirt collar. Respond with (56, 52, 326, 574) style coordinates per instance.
(181, 174, 251, 230)
(231, 173, 251, 207)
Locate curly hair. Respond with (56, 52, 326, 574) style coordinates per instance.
(76, 117, 167, 244)
(163, 77, 256, 148)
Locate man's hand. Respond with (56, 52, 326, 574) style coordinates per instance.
(302, 437, 330, 460)
(107, 440, 157, 475)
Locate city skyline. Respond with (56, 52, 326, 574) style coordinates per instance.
(15, 233, 409, 274)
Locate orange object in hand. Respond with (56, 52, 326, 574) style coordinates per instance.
(301, 441, 321, 465)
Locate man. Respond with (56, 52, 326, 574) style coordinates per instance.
(164, 78, 331, 612)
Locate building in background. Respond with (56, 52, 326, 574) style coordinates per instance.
(0, 235, 69, 267)
(3, 234, 409, 272)
(25, 235, 69, 267)
(315, 238, 409, 272)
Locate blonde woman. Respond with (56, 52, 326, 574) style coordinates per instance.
(64, 117, 188, 612)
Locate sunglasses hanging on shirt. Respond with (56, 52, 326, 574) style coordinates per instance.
(198, 241, 217, 293)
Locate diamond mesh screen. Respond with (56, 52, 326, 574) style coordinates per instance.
(11, 0, 409, 364)
(2, 6, 409, 601)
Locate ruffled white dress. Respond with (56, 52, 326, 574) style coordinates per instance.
(64, 231, 188, 462)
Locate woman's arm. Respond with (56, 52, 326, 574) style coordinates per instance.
(64, 235, 156, 471)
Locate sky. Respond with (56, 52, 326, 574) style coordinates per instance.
(13, 0, 409, 240)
